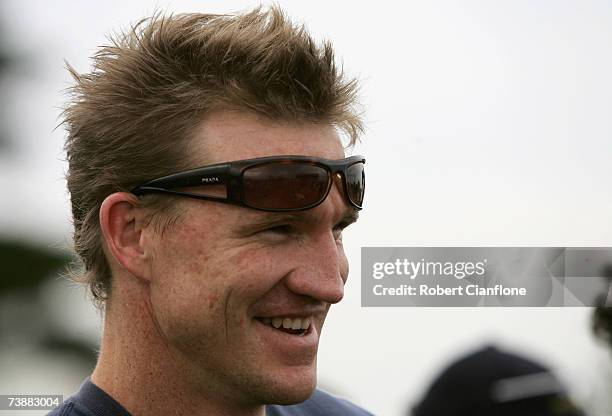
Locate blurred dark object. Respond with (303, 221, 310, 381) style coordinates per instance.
(593, 263, 612, 348)
(0, 238, 97, 366)
(411, 345, 584, 416)
(41, 333, 98, 364)
(0, 239, 71, 292)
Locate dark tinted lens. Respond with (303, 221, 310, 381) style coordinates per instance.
(242, 162, 330, 209)
(345, 162, 365, 207)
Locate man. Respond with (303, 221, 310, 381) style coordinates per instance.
(49, 6, 371, 416)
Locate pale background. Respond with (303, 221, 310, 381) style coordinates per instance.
(0, 1, 610, 415)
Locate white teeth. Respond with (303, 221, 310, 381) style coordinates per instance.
(261, 316, 312, 331)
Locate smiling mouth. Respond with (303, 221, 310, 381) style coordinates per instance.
(255, 316, 312, 336)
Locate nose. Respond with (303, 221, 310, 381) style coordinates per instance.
(284, 231, 347, 304)
(284, 187, 348, 304)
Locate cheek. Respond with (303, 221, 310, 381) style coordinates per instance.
(147, 216, 301, 337)
(220, 244, 291, 299)
(149, 262, 224, 345)
(147, 234, 228, 342)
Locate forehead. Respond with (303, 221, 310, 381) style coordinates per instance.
(190, 110, 346, 163)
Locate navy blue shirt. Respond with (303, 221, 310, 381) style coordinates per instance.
(47, 379, 373, 416)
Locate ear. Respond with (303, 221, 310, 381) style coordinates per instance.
(99, 192, 150, 282)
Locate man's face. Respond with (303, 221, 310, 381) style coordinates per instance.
(143, 110, 358, 406)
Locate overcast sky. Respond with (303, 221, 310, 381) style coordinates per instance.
(0, 1, 611, 415)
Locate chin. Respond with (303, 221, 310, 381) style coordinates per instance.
(247, 367, 318, 406)
(263, 378, 317, 405)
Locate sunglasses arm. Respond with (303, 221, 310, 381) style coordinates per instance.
(131, 164, 233, 202)
(130, 187, 232, 204)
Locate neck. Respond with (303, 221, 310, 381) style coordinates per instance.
(91, 281, 265, 416)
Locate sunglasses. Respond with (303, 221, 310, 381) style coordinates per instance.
(131, 155, 365, 212)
